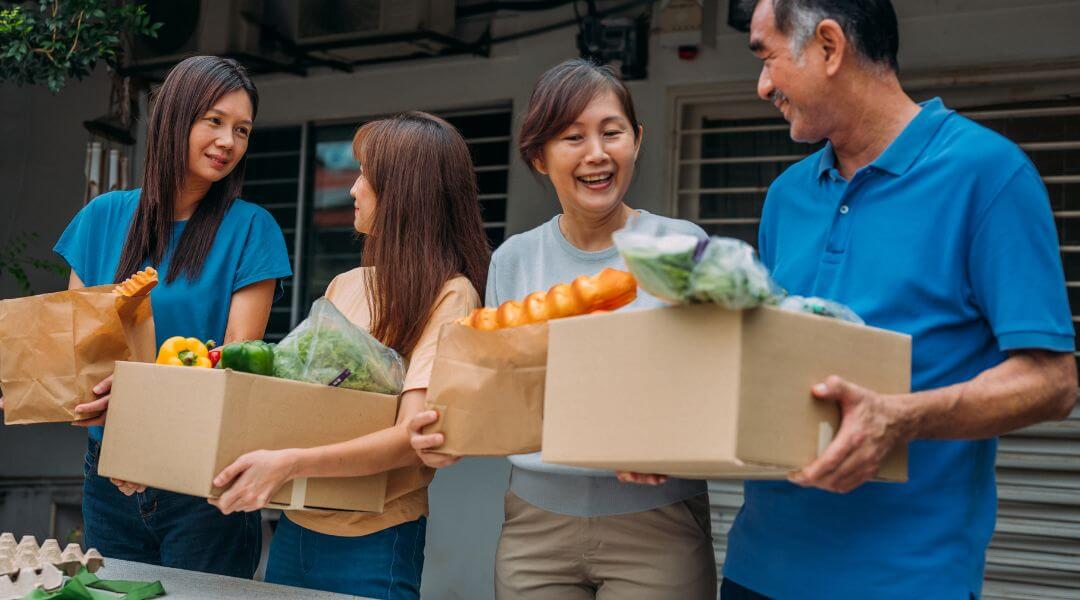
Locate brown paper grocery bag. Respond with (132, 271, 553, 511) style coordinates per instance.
(0, 285, 156, 424)
(423, 321, 546, 456)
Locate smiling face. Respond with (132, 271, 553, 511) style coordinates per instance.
(748, 0, 833, 143)
(186, 89, 254, 188)
(533, 91, 643, 217)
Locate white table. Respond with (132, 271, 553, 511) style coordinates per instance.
(94, 559, 369, 599)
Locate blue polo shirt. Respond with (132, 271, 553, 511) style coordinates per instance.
(54, 189, 293, 441)
(723, 98, 1073, 599)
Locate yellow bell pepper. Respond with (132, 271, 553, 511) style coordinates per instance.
(156, 336, 212, 368)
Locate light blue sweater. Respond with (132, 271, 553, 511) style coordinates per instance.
(487, 211, 708, 517)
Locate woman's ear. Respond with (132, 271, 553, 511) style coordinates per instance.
(531, 155, 549, 176)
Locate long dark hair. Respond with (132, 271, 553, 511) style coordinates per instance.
(352, 112, 490, 357)
(114, 56, 258, 284)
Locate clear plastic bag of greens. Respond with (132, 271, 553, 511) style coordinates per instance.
(778, 295, 865, 325)
(688, 238, 780, 309)
(272, 297, 406, 395)
(613, 222, 703, 303)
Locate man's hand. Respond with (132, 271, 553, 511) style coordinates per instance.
(407, 410, 461, 469)
(72, 375, 112, 427)
(789, 375, 912, 494)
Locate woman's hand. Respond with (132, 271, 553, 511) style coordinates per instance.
(109, 478, 147, 496)
(72, 375, 112, 427)
(616, 471, 668, 486)
(407, 410, 461, 469)
(208, 449, 300, 514)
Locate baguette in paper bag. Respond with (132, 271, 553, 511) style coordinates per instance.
(423, 321, 546, 456)
(0, 282, 156, 424)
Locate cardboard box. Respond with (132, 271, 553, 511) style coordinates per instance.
(541, 304, 911, 481)
(99, 362, 400, 511)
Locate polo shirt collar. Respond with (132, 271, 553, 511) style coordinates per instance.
(816, 97, 953, 179)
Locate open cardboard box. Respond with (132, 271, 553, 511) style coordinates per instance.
(99, 362, 399, 511)
(541, 303, 911, 481)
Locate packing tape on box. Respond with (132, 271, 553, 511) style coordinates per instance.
(288, 477, 308, 510)
(817, 422, 834, 457)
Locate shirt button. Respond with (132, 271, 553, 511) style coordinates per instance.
(839, 205, 850, 215)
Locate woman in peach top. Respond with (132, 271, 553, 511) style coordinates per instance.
(207, 112, 490, 599)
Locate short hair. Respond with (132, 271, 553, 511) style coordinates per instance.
(745, 0, 900, 72)
(518, 58, 640, 171)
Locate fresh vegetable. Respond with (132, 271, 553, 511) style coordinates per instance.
(114, 267, 158, 297)
(613, 232, 699, 303)
(778, 296, 864, 324)
(208, 343, 222, 368)
(273, 298, 405, 395)
(156, 337, 212, 368)
(218, 340, 275, 376)
(460, 268, 637, 330)
(688, 238, 777, 309)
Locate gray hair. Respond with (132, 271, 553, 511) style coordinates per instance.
(743, 0, 900, 72)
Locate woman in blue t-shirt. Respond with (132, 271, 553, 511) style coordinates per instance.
(52, 56, 292, 577)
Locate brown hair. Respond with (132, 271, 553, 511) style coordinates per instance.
(518, 58, 640, 171)
(114, 55, 258, 284)
(353, 112, 490, 357)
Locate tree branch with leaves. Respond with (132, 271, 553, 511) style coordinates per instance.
(0, 0, 161, 93)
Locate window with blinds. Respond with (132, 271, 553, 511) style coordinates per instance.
(240, 126, 304, 342)
(674, 95, 1080, 599)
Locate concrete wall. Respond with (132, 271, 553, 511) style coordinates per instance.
(1, 0, 1079, 598)
(0, 72, 115, 483)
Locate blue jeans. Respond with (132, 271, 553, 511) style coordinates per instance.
(265, 513, 426, 599)
(82, 438, 261, 578)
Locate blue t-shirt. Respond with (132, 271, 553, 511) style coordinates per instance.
(54, 189, 293, 440)
(724, 98, 1074, 599)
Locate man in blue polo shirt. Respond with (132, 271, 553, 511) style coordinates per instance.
(719, 1, 1078, 598)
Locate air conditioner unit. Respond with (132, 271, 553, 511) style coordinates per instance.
(277, 0, 455, 46)
(129, 0, 263, 66)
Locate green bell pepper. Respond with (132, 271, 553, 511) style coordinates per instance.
(218, 340, 275, 376)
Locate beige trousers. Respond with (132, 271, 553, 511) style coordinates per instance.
(495, 491, 717, 600)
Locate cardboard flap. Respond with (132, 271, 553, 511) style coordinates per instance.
(425, 322, 547, 456)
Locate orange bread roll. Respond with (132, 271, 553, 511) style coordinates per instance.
(459, 268, 638, 330)
(523, 292, 548, 323)
(114, 267, 159, 297)
(496, 301, 530, 328)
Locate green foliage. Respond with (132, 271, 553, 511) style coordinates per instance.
(0, 231, 67, 295)
(0, 1, 161, 93)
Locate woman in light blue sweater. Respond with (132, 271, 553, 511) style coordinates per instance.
(412, 59, 717, 599)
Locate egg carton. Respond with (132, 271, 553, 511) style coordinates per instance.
(0, 533, 104, 600)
